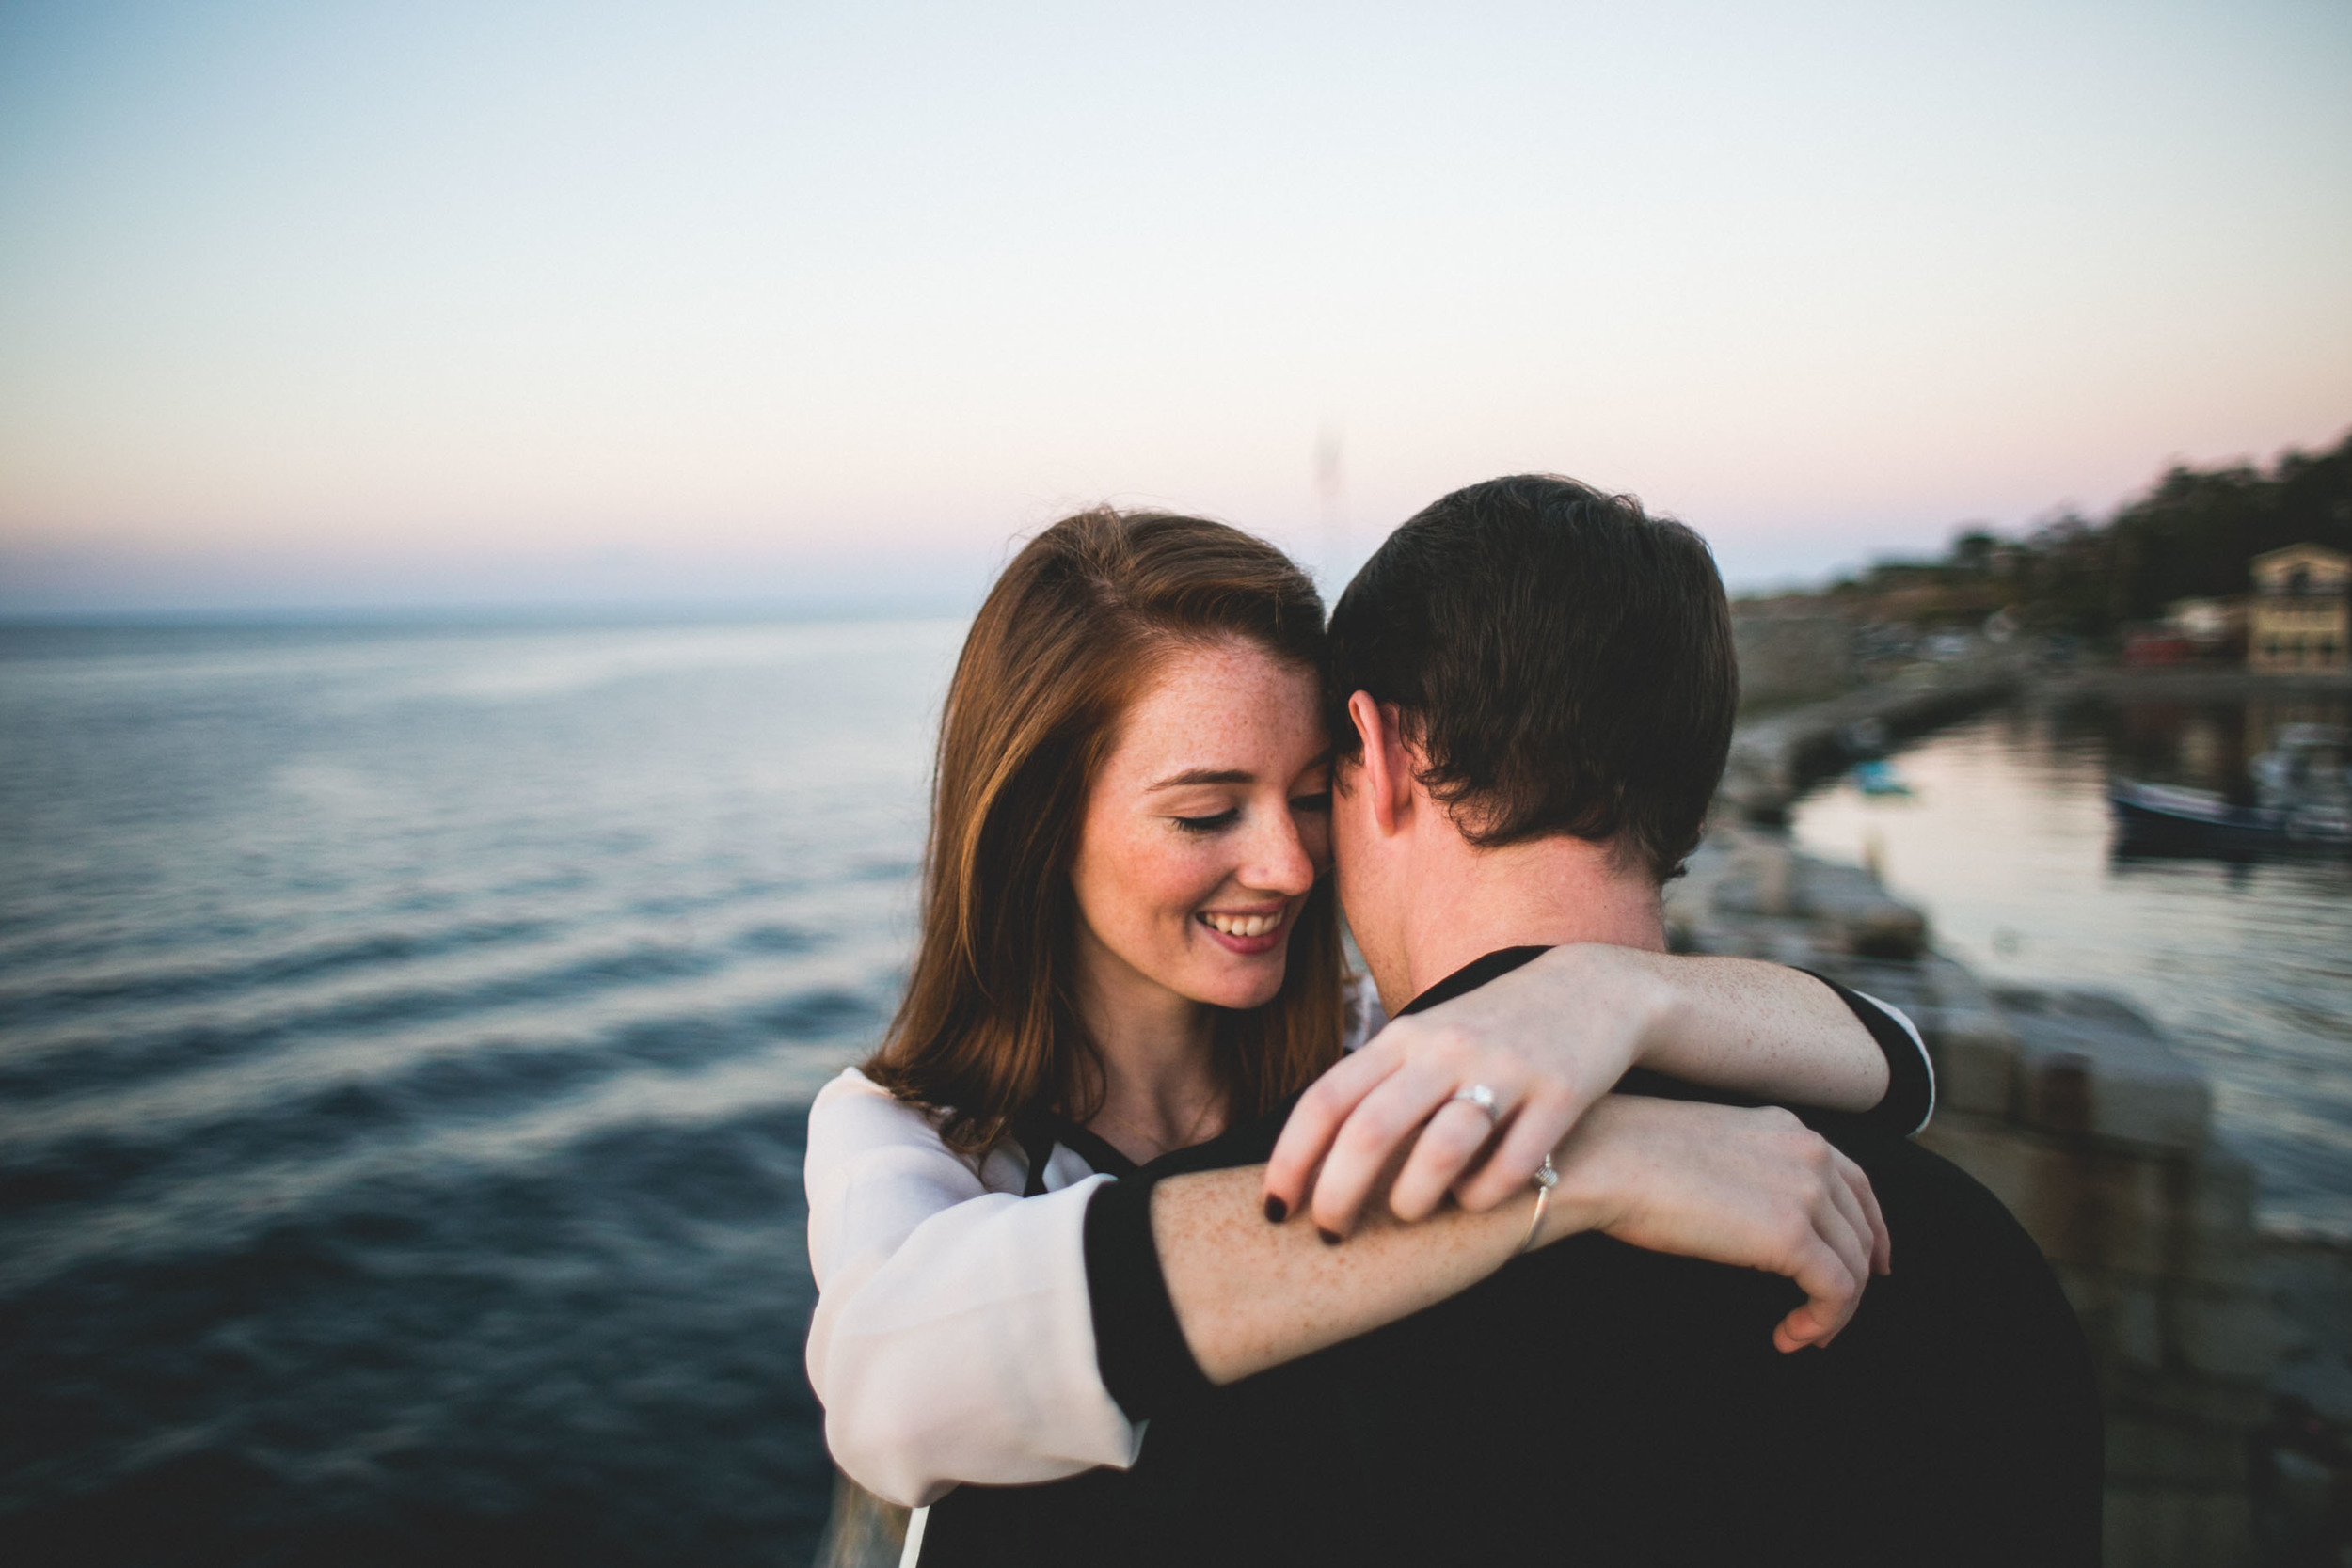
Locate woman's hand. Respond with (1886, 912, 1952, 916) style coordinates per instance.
(1261, 944, 1892, 1240)
(1543, 1095, 1891, 1352)
(1263, 944, 1673, 1236)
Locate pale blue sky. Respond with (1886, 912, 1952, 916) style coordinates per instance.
(2, 0, 2347, 612)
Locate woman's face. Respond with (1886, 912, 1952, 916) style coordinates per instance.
(1070, 638, 1331, 1018)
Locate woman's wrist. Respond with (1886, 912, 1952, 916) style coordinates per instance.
(1522, 1121, 1617, 1253)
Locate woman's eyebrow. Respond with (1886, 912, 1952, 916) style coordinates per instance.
(1147, 768, 1254, 790)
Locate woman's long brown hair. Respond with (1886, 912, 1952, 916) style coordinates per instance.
(862, 508, 1347, 1156)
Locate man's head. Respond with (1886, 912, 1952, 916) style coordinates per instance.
(1326, 475, 1737, 988)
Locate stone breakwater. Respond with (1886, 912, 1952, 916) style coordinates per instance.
(1669, 814, 2339, 1566)
(1719, 652, 2025, 824)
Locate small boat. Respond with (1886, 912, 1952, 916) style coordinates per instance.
(2249, 724, 2351, 807)
(1851, 759, 1913, 797)
(2108, 779, 2351, 848)
(2111, 722, 2351, 850)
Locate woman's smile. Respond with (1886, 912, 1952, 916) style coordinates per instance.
(1069, 638, 1330, 1016)
(1197, 902, 1293, 954)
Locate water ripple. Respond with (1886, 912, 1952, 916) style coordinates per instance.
(0, 616, 962, 1566)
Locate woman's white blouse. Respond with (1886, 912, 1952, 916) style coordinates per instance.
(803, 1067, 1133, 1507)
(803, 981, 1386, 1509)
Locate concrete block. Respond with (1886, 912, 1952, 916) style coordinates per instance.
(1923, 1021, 2017, 1117)
(1799, 859, 1930, 960)
(1861, 954, 2017, 1115)
(1709, 841, 1798, 918)
(1916, 1117, 2042, 1222)
(1995, 987, 2210, 1153)
(2169, 1291, 2280, 1384)
(2273, 1351, 2352, 1427)
(1920, 1116, 2255, 1289)
(2050, 1260, 2108, 1323)
(2106, 1415, 2250, 1486)
(2191, 1147, 2257, 1236)
(2092, 1157, 2181, 1277)
(1846, 901, 1929, 960)
(1922, 1118, 2148, 1273)
(2113, 1282, 2167, 1370)
(2177, 1150, 2260, 1286)
(2103, 1486, 2252, 1568)
(1833, 954, 1934, 1015)
(2106, 1366, 2274, 1427)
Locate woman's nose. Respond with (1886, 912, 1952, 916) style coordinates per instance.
(1240, 811, 1316, 896)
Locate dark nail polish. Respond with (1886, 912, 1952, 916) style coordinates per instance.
(1317, 1227, 1343, 1246)
(1263, 1195, 1287, 1224)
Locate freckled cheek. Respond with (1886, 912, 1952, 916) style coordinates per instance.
(1096, 827, 1231, 941)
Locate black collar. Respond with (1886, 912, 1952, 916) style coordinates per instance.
(1395, 945, 1555, 1016)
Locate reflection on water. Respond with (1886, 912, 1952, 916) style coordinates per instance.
(1791, 694, 2352, 1241)
(0, 617, 965, 1565)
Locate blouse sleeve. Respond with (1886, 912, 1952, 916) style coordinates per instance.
(802, 1069, 1145, 1507)
(1800, 972, 1936, 1136)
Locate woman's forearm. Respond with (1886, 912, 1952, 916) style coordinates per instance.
(1262, 945, 1915, 1235)
(1152, 1163, 1558, 1384)
(1605, 948, 1888, 1111)
(1157, 1093, 1882, 1384)
(1441, 943, 1890, 1111)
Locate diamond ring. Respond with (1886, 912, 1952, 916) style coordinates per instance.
(1450, 1084, 1502, 1125)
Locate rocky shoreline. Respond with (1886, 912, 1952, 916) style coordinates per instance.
(1681, 667, 2350, 1567)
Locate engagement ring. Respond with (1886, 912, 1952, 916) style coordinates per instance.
(1451, 1084, 1502, 1124)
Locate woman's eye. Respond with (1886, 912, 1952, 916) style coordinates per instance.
(1173, 810, 1240, 834)
(1290, 792, 1332, 814)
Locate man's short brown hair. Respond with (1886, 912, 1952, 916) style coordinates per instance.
(1327, 474, 1737, 883)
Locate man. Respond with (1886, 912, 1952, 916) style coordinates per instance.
(936, 477, 2100, 1565)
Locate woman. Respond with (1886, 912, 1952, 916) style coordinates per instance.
(805, 509, 1930, 1553)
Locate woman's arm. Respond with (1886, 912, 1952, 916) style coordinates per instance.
(803, 1070, 1139, 1507)
(806, 1061, 1880, 1500)
(1134, 1094, 1880, 1389)
(1263, 946, 1931, 1238)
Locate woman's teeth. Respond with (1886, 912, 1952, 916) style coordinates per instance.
(1201, 911, 1281, 938)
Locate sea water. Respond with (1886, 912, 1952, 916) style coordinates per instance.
(0, 617, 963, 1564)
(1792, 696, 2352, 1242)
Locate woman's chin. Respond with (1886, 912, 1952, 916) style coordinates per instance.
(1183, 958, 1288, 1011)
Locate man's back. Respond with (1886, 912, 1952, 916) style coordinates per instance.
(1276, 1117, 2103, 1565)
(922, 1105, 2100, 1568)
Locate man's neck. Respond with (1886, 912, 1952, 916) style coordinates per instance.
(1379, 832, 1667, 1012)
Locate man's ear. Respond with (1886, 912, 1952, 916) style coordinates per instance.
(1344, 690, 1413, 837)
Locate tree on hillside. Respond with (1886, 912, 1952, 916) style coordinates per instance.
(1821, 429, 2352, 638)
(2106, 430, 2352, 623)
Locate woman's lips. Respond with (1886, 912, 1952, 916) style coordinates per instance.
(1197, 906, 1289, 956)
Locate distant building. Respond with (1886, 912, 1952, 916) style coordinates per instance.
(2247, 544, 2349, 673)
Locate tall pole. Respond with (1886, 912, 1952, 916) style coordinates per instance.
(1315, 426, 1344, 589)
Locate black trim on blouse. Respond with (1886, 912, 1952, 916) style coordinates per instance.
(1799, 968, 1934, 1135)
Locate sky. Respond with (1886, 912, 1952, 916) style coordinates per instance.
(1, 0, 2348, 615)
